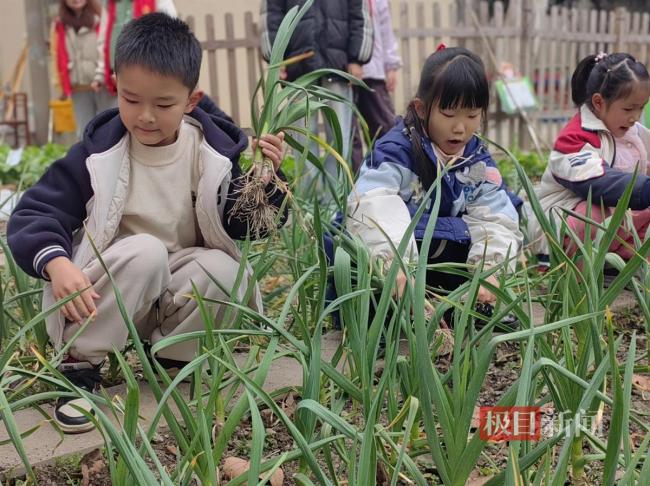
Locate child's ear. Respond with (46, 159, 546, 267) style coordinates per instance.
(184, 90, 203, 114)
(413, 98, 427, 120)
(591, 93, 605, 114)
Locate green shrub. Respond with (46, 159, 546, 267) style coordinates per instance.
(0, 144, 67, 188)
(496, 148, 548, 189)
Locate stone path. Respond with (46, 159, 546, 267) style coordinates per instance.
(0, 293, 638, 478)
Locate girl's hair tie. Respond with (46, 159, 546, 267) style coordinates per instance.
(595, 51, 608, 63)
(436, 43, 446, 52)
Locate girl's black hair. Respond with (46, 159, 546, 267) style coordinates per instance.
(571, 52, 650, 108)
(403, 47, 489, 189)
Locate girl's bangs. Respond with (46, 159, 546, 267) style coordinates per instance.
(433, 60, 489, 111)
(614, 77, 650, 102)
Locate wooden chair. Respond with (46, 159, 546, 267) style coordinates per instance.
(0, 44, 31, 147)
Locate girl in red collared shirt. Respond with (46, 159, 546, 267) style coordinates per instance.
(532, 52, 650, 261)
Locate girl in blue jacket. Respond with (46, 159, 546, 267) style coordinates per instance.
(346, 46, 523, 311)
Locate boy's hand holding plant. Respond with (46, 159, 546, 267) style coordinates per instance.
(230, 0, 366, 237)
(250, 132, 285, 185)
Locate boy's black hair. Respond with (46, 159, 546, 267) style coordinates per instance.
(114, 12, 202, 91)
(571, 52, 650, 108)
(403, 47, 489, 190)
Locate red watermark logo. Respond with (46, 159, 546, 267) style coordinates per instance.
(479, 406, 541, 442)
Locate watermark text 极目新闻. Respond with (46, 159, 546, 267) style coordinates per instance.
(479, 406, 604, 442)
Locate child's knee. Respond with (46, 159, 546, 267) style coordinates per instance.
(193, 250, 244, 294)
(121, 234, 168, 276)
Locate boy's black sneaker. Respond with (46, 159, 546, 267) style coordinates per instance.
(54, 360, 102, 434)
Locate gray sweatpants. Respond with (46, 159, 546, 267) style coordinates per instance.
(62, 234, 248, 364)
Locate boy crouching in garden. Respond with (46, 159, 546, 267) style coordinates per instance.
(7, 13, 287, 433)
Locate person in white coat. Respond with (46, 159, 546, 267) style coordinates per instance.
(351, 0, 402, 170)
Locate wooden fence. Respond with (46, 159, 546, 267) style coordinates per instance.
(187, 0, 650, 150)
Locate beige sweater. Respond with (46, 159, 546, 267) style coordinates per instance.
(117, 121, 202, 251)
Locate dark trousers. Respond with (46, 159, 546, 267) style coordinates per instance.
(351, 78, 398, 172)
(419, 239, 471, 293)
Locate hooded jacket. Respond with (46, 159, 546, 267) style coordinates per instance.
(347, 120, 523, 269)
(8, 105, 286, 349)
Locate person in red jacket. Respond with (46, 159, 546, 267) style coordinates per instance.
(52, 0, 114, 137)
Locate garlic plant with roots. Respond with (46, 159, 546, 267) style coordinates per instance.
(230, 118, 290, 239)
(230, 0, 368, 237)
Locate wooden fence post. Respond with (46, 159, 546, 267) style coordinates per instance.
(224, 13, 240, 125)
(615, 7, 628, 53)
(205, 14, 220, 107)
(519, 0, 535, 76)
(519, 0, 534, 150)
(399, 2, 412, 105)
(24, 0, 50, 145)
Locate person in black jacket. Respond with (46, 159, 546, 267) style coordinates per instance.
(260, 0, 373, 202)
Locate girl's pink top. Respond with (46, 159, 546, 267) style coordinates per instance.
(613, 124, 649, 175)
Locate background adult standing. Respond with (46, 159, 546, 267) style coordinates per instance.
(51, 0, 114, 138)
(260, 0, 373, 202)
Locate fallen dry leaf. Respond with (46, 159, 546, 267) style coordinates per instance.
(80, 448, 106, 486)
(222, 456, 284, 485)
(632, 374, 650, 393)
(432, 328, 454, 356)
(223, 457, 250, 479)
(630, 432, 644, 449)
(267, 467, 285, 486)
(282, 392, 298, 419)
(261, 408, 276, 427)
